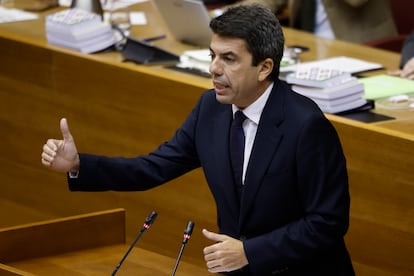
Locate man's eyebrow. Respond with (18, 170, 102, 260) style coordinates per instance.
(221, 51, 235, 56)
(209, 47, 235, 55)
(216, 51, 237, 59)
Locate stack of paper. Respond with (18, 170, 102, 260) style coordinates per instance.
(280, 56, 383, 75)
(177, 49, 211, 74)
(46, 8, 115, 53)
(286, 67, 366, 114)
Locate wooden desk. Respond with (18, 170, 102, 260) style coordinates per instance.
(0, 209, 211, 275)
(0, 0, 216, 268)
(0, 1, 413, 275)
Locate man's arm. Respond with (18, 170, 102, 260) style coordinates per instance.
(400, 31, 414, 69)
(389, 32, 414, 79)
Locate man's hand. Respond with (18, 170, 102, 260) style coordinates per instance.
(202, 228, 248, 273)
(389, 58, 414, 80)
(41, 118, 80, 173)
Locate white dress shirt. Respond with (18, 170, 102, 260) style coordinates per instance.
(232, 82, 273, 184)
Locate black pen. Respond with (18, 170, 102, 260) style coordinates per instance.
(142, 34, 167, 43)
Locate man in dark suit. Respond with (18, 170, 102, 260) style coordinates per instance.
(41, 4, 354, 275)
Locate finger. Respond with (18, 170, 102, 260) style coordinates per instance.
(206, 259, 222, 272)
(60, 118, 73, 141)
(202, 228, 226, 242)
(43, 139, 59, 155)
(203, 248, 223, 272)
(208, 266, 224, 273)
(41, 150, 54, 162)
(204, 242, 219, 256)
(41, 156, 51, 166)
(41, 150, 55, 166)
(203, 243, 220, 260)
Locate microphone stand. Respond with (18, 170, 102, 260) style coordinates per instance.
(172, 221, 195, 276)
(111, 211, 157, 276)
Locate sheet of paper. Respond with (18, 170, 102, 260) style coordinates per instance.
(0, 7, 38, 23)
(176, 49, 211, 75)
(183, 49, 210, 63)
(359, 74, 414, 100)
(129, 11, 146, 25)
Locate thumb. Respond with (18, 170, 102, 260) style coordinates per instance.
(202, 229, 226, 242)
(60, 118, 73, 141)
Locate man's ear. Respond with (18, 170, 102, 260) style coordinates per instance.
(258, 58, 274, 81)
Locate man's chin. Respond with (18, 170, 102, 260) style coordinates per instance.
(215, 93, 232, 104)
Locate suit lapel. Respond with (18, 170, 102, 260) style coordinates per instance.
(239, 83, 286, 228)
(213, 106, 242, 214)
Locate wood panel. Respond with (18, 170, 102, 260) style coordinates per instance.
(0, 209, 211, 275)
(329, 115, 414, 275)
(0, 264, 36, 276)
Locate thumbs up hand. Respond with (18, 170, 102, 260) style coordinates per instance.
(41, 118, 80, 173)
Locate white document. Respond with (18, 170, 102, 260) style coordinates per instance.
(0, 7, 38, 23)
(177, 49, 211, 75)
(280, 56, 383, 75)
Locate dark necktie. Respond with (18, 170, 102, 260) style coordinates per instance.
(230, 110, 247, 188)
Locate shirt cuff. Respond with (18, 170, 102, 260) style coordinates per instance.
(68, 171, 79, 178)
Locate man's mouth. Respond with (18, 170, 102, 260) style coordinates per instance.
(213, 81, 229, 93)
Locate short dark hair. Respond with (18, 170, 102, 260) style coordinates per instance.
(209, 4, 285, 80)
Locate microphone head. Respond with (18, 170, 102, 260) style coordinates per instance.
(182, 220, 195, 244)
(145, 211, 158, 226)
(184, 220, 195, 235)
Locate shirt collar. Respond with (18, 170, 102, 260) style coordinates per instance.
(232, 82, 274, 125)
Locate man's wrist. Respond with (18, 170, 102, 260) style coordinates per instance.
(68, 170, 79, 178)
(68, 154, 80, 178)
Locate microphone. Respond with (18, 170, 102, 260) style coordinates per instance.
(111, 210, 157, 276)
(171, 220, 195, 276)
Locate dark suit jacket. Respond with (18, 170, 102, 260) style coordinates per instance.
(69, 80, 354, 275)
